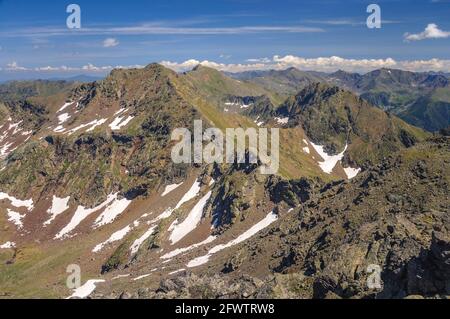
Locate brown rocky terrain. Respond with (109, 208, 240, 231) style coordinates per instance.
(0, 64, 447, 299)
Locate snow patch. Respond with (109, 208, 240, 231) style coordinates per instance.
(130, 225, 157, 254)
(0, 241, 15, 249)
(8, 121, 23, 135)
(67, 280, 105, 299)
(112, 274, 130, 280)
(53, 125, 66, 133)
(161, 183, 183, 197)
(7, 209, 25, 228)
(133, 274, 152, 281)
(176, 180, 202, 209)
(275, 117, 289, 125)
(58, 102, 73, 113)
(93, 196, 131, 228)
(109, 116, 134, 130)
(302, 146, 310, 154)
(187, 211, 278, 268)
(44, 196, 70, 226)
(161, 236, 216, 260)
(55, 194, 116, 239)
(93, 225, 132, 253)
(169, 269, 185, 275)
(310, 142, 347, 174)
(343, 167, 361, 179)
(66, 119, 108, 135)
(86, 118, 108, 132)
(0, 192, 34, 210)
(169, 191, 212, 245)
(57, 113, 71, 124)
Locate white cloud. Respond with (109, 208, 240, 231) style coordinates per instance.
(103, 38, 119, 47)
(2, 24, 324, 38)
(161, 55, 450, 73)
(160, 59, 268, 73)
(4, 56, 450, 75)
(246, 57, 271, 63)
(404, 23, 450, 41)
(6, 61, 28, 71)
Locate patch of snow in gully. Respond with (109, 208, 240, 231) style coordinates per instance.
(44, 196, 70, 226)
(86, 118, 108, 132)
(153, 180, 202, 222)
(343, 167, 361, 179)
(309, 142, 348, 174)
(187, 211, 278, 268)
(109, 116, 134, 130)
(57, 113, 71, 124)
(133, 274, 152, 281)
(130, 225, 157, 254)
(92, 225, 132, 253)
(161, 183, 183, 197)
(58, 102, 73, 113)
(169, 191, 212, 245)
(93, 196, 131, 228)
(161, 236, 216, 260)
(55, 194, 117, 239)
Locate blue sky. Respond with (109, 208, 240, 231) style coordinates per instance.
(0, 0, 450, 80)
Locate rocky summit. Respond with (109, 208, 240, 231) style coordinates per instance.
(0, 63, 448, 299)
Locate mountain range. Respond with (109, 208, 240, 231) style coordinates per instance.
(230, 67, 450, 133)
(0, 64, 448, 299)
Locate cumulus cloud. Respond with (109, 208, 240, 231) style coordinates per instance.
(404, 23, 450, 41)
(160, 59, 268, 73)
(103, 38, 119, 47)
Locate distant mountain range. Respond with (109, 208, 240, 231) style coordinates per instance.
(229, 67, 450, 132)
